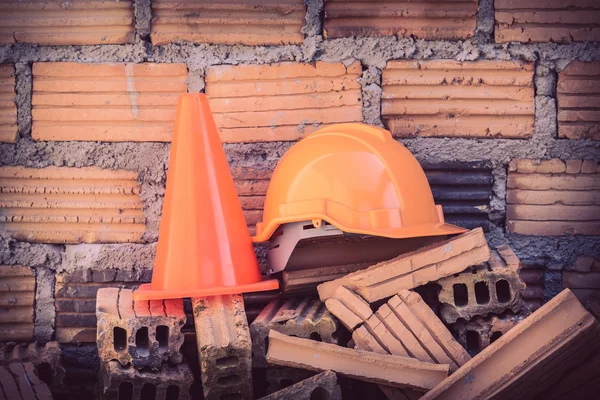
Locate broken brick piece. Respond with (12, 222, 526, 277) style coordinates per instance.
(281, 263, 368, 296)
(250, 297, 340, 368)
(0, 65, 16, 143)
(318, 228, 490, 303)
(436, 244, 526, 323)
(258, 371, 342, 400)
(352, 325, 387, 355)
(193, 295, 253, 400)
(151, 1, 305, 45)
(265, 367, 316, 394)
(32, 63, 187, 141)
(325, 286, 372, 331)
(381, 60, 534, 138)
(0, 166, 146, 243)
(421, 289, 600, 400)
(101, 360, 192, 400)
(323, 1, 477, 40)
(0, 265, 35, 342)
(96, 288, 186, 370)
(450, 312, 525, 356)
(0, 342, 65, 389)
(1, 362, 53, 400)
(266, 330, 450, 391)
(204, 62, 363, 143)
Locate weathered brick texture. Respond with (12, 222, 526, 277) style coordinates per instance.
(96, 288, 186, 370)
(0, 65, 16, 143)
(558, 62, 600, 140)
(0, 166, 146, 244)
(562, 257, 600, 306)
(382, 60, 535, 138)
(0, 362, 53, 400)
(101, 360, 193, 400)
(450, 313, 525, 356)
(519, 263, 545, 311)
(0, 265, 34, 342)
(0, 342, 65, 390)
(205, 62, 363, 142)
(323, 0, 477, 40)
(258, 371, 342, 400)
(151, 0, 305, 45)
(437, 245, 526, 323)
(32, 63, 188, 141)
(250, 297, 340, 368)
(0, 1, 134, 45)
(495, 0, 600, 44)
(264, 367, 315, 394)
(192, 295, 253, 400)
(55, 268, 152, 343)
(507, 159, 600, 235)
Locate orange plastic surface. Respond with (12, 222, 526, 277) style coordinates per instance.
(133, 94, 278, 301)
(253, 123, 467, 243)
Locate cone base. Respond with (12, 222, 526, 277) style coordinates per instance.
(132, 278, 280, 301)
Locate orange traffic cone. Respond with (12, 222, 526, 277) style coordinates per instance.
(133, 94, 279, 301)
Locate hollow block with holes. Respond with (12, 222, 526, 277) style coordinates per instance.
(250, 297, 341, 368)
(258, 370, 342, 400)
(96, 288, 186, 370)
(436, 244, 526, 323)
(192, 295, 253, 400)
(100, 360, 192, 400)
(0, 341, 65, 390)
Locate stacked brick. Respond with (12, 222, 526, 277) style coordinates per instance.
(0, 342, 65, 390)
(507, 159, 600, 236)
(0, 64, 16, 142)
(95, 288, 193, 400)
(0, 265, 35, 342)
(0, 362, 53, 400)
(562, 257, 600, 306)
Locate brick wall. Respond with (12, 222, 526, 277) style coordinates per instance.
(0, 0, 599, 351)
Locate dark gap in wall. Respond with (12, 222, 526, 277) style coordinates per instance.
(475, 281, 490, 305)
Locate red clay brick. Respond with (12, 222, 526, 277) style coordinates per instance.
(0, 342, 64, 390)
(421, 289, 600, 400)
(0, 1, 134, 45)
(318, 228, 490, 303)
(495, 0, 600, 44)
(0, 166, 146, 243)
(323, 0, 477, 40)
(193, 295, 253, 400)
(558, 62, 600, 140)
(381, 60, 534, 138)
(352, 325, 388, 355)
(281, 263, 369, 296)
(0, 266, 34, 342)
(0, 65, 17, 143)
(507, 160, 600, 235)
(151, 1, 305, 45)
(1, 362, 53, 400)
(258, 371, 342, 400)
(266, 330, 450, 391)
(250, 297, 340, 368)
(205, 62, 362, 142)
(32, 63, 187, 142)
(325, 286, 372, 331)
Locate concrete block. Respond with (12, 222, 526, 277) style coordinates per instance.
(205, 62, 362, 142)
(495, 1, 600, 43)
(421, 289, 600, 400)
(0, 362, 53, 400)
(0, 342, 65, 389)
(32, 63, 187, 141)
(250, 297, 340, 368)
(258, 371, 342, 400)
(0, 265, 34, 341)
(324, 1, 477, 40)
(0, 64, 16, 143)
(101, 360, 192, 400)
(151, 1, 305, 45)
(266, 330, 450, 391)
(0, 166, 146, 243)
(192, 295, 253, 400)
(96, 288, 186, 370)
(381, 60, 534, 138)
(437, 244, 526, 323)
(450, 312, 525, 356)
(318, 228, 490, 303)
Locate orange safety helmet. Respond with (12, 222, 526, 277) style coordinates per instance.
(252, 123, 466, 243)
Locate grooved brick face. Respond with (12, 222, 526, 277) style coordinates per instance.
(558, 62, 600, 141)
(0, 266, 34, 342)
(205, 62, 363, 142)
(507, 159, 600, 236)
(151, 0, 305, 45)
(381, 60, 535, 138)
(0, 0, 134, 45)
(32, 63, 188, 142)
(323, 0, 477, 40)
(495, 0, 600, 44)
(562, 257, 600, 306)
(0, 166, 146, 244)
(0, 65, 16, 143)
